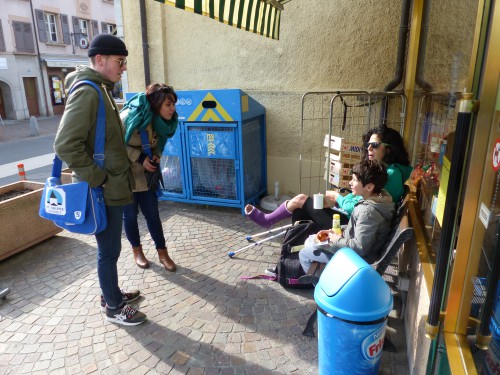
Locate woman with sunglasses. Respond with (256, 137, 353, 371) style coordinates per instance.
(120, 83, 178, 271)
(245, 126, 413, 229)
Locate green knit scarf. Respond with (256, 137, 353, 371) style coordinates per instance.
(122, 92, 178, 153)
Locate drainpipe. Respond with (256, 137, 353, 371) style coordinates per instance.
(425, 92, 474, 338)
(415, 0, 433, 91)
(139, 0, 151, 87)
(380, 0, 411, 128)
(29, 0, 50, 117)
(384, 0, 411, 92)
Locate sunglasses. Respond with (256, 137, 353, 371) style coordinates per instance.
(364, 142, 391, 149)
(155, 85, 174, 93)
(111, 58, 127, 67)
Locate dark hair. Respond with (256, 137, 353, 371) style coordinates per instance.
(352, 160, 388, 194)
(145, 83, 178, 120)
(361, 126, 410, 165)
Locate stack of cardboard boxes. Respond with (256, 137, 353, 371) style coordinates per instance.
(323, 134, 363, 189)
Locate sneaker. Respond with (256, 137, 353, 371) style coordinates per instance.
(264, 267, 277, 278)
(106, 304, 147, 326)
(100, 289, 141, 312)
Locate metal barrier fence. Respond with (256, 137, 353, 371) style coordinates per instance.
(299, 91, 407, 194)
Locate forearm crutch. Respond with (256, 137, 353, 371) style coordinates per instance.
(228, 229, 288, 258)
(245, 223, 293, 241)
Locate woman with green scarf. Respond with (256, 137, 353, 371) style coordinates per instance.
(120, 84, 178, 272)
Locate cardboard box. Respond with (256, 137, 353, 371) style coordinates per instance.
(323, 134, 364, 155)
(324, 171, 351, 188)
(325, 158, 358, 176)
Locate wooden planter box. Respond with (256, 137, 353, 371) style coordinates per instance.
(0, 181, 62, 261)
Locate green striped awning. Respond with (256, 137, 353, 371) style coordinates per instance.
(153, 0, 291, 40)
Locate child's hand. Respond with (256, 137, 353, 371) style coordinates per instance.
(327, 231, 342, 242)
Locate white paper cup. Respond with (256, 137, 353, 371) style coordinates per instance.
(313, 193, 324, 209)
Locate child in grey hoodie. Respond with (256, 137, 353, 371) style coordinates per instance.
(299, 159, 395, 273)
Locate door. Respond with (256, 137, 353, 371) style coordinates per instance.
(0, 85, 6, 119)
(438, 2, 500, 373)
(23, 77, 39, 117)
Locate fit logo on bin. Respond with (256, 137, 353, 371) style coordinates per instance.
(361, 325, 386, 361)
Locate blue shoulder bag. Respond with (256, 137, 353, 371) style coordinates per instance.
(39, 80, 107, 235)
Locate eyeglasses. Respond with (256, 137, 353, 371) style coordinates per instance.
(364, 142, 391, 149)
(111, 58, 127, 67)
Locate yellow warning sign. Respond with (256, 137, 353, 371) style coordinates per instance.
(188, 92, 233, 122)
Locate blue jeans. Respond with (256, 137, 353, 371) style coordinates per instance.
(123, 190, 166, 249)
(299, 245, 334, 273)
(96, 205, 124, 310)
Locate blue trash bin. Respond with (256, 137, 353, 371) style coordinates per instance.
(314, 247, 393, 374)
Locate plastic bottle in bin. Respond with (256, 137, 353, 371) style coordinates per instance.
(332, 214, 342, 235)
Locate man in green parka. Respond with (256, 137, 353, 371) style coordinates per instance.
(54, 34, 146, 326)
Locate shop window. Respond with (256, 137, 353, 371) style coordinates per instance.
(411, 92, 459, 259)
(50, 75, 64, 106)
(111, 81, 123, 100)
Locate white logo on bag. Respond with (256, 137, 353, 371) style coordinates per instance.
(74, 211, 82, 220)
(44, 187, 66, 215)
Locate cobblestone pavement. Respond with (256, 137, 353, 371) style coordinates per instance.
(0, 201, 409, 374)
(0, 116, 409, 374)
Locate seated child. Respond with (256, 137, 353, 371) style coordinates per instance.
(299, 159, 395, 273)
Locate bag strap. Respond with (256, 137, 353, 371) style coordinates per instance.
(139, 130, 153, 160)
(68, 80, 106, 169)
(52, 80, 106, 178)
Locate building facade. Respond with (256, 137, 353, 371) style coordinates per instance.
(0, 0, 117, 120)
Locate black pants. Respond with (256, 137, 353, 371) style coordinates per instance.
(291, 197, 349, 230)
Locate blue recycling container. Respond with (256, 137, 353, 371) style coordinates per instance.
(314, 247, 393, 374)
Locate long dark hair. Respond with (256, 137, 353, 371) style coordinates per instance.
(361, 126, 410, 165)
(145, 83, 178, 121)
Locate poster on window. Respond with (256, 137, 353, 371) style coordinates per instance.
(51, 76, 63, 105)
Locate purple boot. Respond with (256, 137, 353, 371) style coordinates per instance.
(246, 202, 292, 228)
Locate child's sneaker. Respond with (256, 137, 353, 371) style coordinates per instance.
(100, 290, 141, 312)
(106, 304, 147, 326)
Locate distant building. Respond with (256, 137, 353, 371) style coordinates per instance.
(0, 0, 118, 120)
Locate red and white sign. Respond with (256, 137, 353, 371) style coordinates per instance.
(493, 139, 500, 171)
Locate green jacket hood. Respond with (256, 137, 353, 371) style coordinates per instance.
(65, 65, 116, 91)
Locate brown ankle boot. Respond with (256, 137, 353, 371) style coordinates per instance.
(157, 248, 176, 272)
(132, 246, 149, 269)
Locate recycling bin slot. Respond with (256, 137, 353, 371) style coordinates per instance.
(202, 100, 217, 108)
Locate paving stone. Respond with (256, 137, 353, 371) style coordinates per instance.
(0, 200, 409, 373)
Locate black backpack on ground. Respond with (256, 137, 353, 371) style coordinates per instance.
(276, 221, 322, 289)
